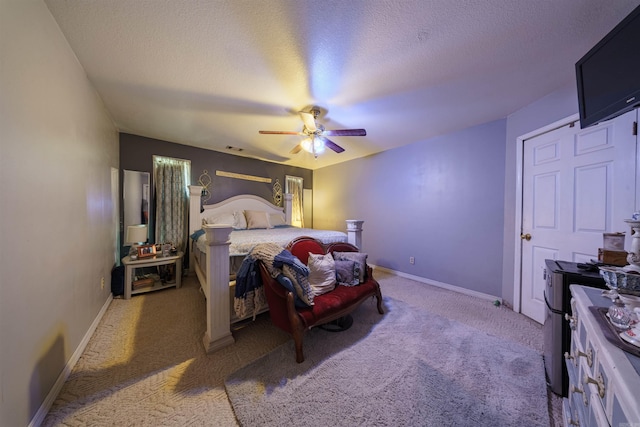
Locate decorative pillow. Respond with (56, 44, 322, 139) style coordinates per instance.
(244, 210, 271, 229)
(202, 212, 249, 230)
(307, 253, 336, 296)
(203, 212, 235, 227)
(269, 213, 286, 227)
(233, 211, 248, 229)
(334, 260, 360, 286)
(332, 252, 367, 283)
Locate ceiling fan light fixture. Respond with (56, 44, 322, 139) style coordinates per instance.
(259, 105, 364, 157)
(301, 137, 325, 156)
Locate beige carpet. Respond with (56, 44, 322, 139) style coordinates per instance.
(226, 296, 549, 426)
(43, 271, 561, 426)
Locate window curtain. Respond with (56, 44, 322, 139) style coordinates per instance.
(154, 157, 191, 252)
(286, 176, 304, 227)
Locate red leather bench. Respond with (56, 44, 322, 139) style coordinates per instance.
(258, 236, 384, 363)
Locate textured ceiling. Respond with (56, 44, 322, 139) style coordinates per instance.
(44, 0, 640, 170)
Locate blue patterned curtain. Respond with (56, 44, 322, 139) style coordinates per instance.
(154, 157, 190, 252)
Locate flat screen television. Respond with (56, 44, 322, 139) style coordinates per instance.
(576, 4, 640, 129)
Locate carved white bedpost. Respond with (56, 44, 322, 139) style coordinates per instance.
(346, 220, 364, 250)
(284, 193, 293, 225)
(202, 224, 235, 353)
(188, 185, 203, 274)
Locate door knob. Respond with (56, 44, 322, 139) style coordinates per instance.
(520, 233, 532, 241)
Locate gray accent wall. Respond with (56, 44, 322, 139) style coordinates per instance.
(119, 133, 313, 247)
(314, 120, 507, 298)
(120, 133, 313, 203)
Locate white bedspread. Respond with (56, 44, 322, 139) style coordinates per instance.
(196, 226, 347, 257)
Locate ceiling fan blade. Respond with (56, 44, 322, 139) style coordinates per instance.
(300, 112, 317, 132)
(322, 137, 345, 153)
(323, 129, 367, 136)
(259, 130, 301, 135)
(290, 144, 303, 154)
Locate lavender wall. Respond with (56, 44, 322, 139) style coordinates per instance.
(314, 120, 507, 297)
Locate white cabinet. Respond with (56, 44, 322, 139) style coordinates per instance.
(564, 285, 640, 426)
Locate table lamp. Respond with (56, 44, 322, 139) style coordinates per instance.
(126, 224, 148, 258)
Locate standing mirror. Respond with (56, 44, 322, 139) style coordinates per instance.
(285, 175, 304, 227)
(123, 170, 150, 247)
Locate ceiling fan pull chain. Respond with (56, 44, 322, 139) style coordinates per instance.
(312, 136, 318, 159)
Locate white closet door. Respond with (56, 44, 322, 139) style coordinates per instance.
(520, 111, 636, 323)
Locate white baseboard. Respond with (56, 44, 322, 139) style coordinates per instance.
(371, 265, 502, 304)
(29, 294, 113, 427)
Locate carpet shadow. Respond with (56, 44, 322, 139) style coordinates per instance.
(171, 295, 389, 398)
(239, 297, 390, 385)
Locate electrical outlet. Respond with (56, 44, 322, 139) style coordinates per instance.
(101, 277, 105, 289)
(409, 257, 415, 265)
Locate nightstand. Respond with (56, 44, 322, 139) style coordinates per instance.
(121, 251, 183, 299)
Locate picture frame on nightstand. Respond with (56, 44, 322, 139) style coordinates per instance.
(137, 244, 156, 258)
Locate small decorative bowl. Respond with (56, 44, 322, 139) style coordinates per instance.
(599, 267, 640, 296)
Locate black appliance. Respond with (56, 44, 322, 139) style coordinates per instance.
(543, 259, 607, 397)
(576, 4, 640, 129)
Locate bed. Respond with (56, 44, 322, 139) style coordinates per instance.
(187, 185, 365, 353)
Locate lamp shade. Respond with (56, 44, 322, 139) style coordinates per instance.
(126, 224, 148, 245)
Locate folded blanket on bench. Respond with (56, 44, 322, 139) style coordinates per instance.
(235, 243, 314, 319)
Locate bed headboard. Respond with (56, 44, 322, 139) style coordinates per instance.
(188, 187, 292, 235)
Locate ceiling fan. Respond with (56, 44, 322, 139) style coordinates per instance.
(259, 106, 366, 157)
